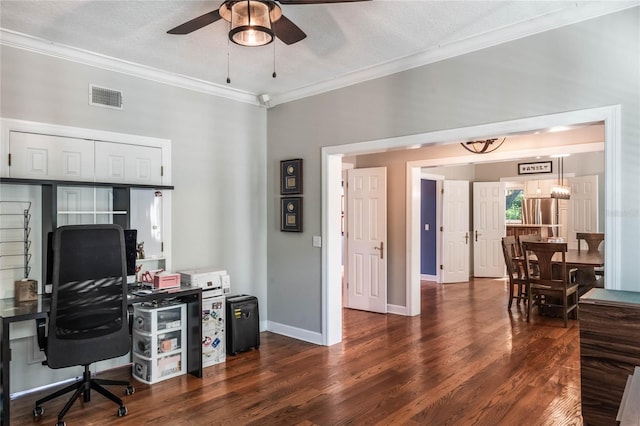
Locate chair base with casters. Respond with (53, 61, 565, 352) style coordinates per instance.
(33, 364, 134, 425)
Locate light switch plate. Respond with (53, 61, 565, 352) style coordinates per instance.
(312, 236, 322, 247)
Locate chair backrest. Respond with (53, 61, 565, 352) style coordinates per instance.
(576, 232, 604, 253)
(47, 224, 130, 369)
(522, 241, 568, 288)
(501, 236, 521, 278)
(518, 233, 542, 256)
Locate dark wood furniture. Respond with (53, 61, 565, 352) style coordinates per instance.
(576, 232, 605, 289)
(517, 233, 542, 256)
(501, 236, 528, 310)
(580, 289, 640, 426)
(506, 224, 559, 242)
(577, 232, 605, 253)
(522, 241, 579, 327)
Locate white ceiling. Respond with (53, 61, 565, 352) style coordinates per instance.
(0, 1, 636, 106)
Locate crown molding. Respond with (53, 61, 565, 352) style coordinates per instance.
(0, 29, 260, 106)
(268, 1, 639, 107)
(1, 2, 637, 108)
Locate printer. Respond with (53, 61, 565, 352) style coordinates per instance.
(179, 268, 230, 297)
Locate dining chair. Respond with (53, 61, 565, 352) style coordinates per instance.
(518, 233, 542, 256)
(501, 236, 528, 310)
(576, 232, 604, 253)
(518, 233, 542, 276)
(522, 241, 579, 328)
(576, 232, 605, 287)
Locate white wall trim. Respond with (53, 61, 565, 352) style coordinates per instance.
(0, 29, 260, 106)
(267, 321, 324, 346)
(3, 2, 636, 108)
(322, 106, 620, 346)
(386, 304, 407, 316)
(269, 2, 639, 106)
(421, 274, 437, 282)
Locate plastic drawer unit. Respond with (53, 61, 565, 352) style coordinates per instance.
(132, 302, 186, 384)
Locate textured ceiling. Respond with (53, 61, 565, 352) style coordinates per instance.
(0, 1, 636, 105)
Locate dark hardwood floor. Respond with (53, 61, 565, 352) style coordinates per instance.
(11, 278, 582, 425)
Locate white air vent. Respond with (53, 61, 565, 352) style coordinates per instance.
(89, 84, 123, 110)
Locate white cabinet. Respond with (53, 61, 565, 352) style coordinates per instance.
(8, 131, 94, 181)
(6, 130, 165, 186)
(95, 141, 162, 185)
(132, 303, 186, 384)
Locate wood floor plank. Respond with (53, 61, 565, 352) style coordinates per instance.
(9, 278, 583, 425)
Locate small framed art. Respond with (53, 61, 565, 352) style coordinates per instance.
(281, 159, 303, 195)
(281, 197, 302, 232)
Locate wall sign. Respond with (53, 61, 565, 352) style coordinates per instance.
(518, 161, 553, 175)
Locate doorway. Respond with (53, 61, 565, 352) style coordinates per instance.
(322, 105, 621, 346)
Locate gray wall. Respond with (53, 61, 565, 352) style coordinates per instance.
(1, 46, 268, 391)
(266, 8, 640, 333)
(1, 47, 267, 298)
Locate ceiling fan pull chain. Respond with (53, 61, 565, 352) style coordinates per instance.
(226, 24, 231, 84)
(272, 40, 277, 79)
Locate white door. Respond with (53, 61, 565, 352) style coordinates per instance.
(473, 182, 506, 277)
(441, 180, 470, 283)
(346, 167, 387, 313)
(568, 175, 599, 249)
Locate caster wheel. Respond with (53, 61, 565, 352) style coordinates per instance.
(117, 406, 128, 417)
(56, 421, 66, 426)
(125, 385, 135, 395)
(33, 406, 44, 417)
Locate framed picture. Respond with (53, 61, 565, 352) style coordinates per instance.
(281, 197, 302, 232)
(281, 159, 303, 195)
(518, 161, 553, 175)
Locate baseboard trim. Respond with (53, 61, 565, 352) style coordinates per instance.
(266, 321, 324, 345)
(387, 304, 408, 316)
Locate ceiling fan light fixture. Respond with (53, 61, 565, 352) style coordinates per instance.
(221, 0, 281, 47)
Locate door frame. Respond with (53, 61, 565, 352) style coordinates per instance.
(322, 105, 621, 346)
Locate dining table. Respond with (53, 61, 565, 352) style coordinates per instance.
(554, 249, 604, 268)
(525, 246, 605, 296)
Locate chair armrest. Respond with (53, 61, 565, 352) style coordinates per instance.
(35, 318, 46, 350)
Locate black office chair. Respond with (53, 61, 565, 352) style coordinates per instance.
(33, 224, 134, 426)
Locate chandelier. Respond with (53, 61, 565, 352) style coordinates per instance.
(460, 137, 506, 154)
(550, 154, 571, 199)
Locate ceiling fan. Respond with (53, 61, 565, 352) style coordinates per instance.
(167, 0, 368, 47)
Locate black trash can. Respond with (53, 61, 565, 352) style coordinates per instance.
(225, 295, 260, 355)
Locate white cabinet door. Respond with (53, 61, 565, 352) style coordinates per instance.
(95, 142, 163, 185)
(9, 131, 94, 181)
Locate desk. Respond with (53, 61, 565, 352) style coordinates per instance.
(1, 285, 202, 425)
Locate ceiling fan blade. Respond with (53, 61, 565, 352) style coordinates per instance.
(278, 0, 370, 4)
(273, 15, 307, 45)
(167, 9, 222, 35)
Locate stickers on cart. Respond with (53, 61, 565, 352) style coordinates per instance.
(212, 337, 221, 348)
(234, 308, 242, 319)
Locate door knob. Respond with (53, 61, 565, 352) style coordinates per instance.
(374, 242, 384, 259)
